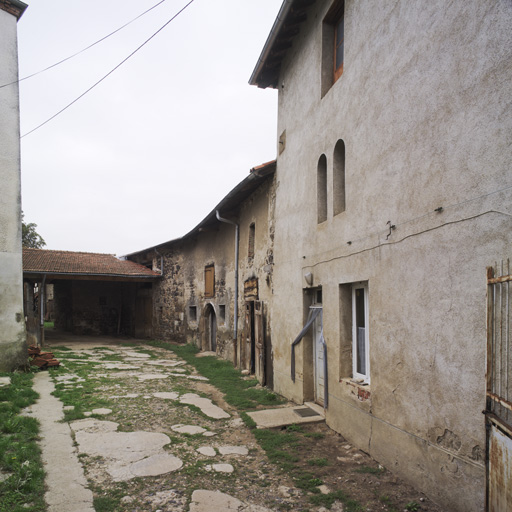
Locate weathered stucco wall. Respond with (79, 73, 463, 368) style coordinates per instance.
(130, 175, 276, 374)
(269, 1, 512, 510)
(0, 8, 26, 371)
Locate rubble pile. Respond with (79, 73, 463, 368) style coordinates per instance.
(29, 345, 60, 369)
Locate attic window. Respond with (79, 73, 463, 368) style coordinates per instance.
(333, 9, 344, 81)
(321, 1, 345, 97)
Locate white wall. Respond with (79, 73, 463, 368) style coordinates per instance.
(0, 7, 27, 370)
(269, 1, 512, 510)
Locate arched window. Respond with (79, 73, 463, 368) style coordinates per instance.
(333, 139, 345, 215)
(317, 154, 328, 223)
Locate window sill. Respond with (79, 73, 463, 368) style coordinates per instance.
(340, 378, 371, 402)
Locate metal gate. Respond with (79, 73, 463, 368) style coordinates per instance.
(485, 261, 512, 511)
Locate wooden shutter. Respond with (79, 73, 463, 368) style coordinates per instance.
(205, 265, 215, 298)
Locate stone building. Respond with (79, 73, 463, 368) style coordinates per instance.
(0, 0, 28, 371)
(23, 248, 161, 345)
(249, 1, 512, 511)
(127, 161, 276, 386)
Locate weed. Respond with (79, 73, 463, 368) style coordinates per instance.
(307, 457, 329, 467)
(93, 495, 121, 512)
(304, 432, 325, 439)
(405, 501, 419, 512)
(240, 412, 257, 429)
(0, 372, 45, 511)
(294, 472, 323, 492)
(285, 423, 303, 432)
(309, 490, 355, 509)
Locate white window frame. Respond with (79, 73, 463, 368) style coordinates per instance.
(352, 282, 369, 384)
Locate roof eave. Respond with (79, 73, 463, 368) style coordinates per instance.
(249, 0, 294, 89)
(249, 0, 316, 89)
(0, 0, 29, 20)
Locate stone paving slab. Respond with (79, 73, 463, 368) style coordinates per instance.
(30, 372, 95, 512)
(0, 376, 11, 387)
(179, 393, 230, 419)
(189, 490, 272, 512)
(247, 403, 325, 429)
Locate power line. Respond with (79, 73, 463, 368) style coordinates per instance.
(0, 0, 168, 90)
(21, 0, 196, 139)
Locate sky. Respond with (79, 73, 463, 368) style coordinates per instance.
(16, 0, 281, 256)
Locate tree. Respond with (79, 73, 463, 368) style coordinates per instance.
(22, 212, 46, 249)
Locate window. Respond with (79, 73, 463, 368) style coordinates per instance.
(352, 283, 369, 383)
(333, 139, 346, 215)
(189, 306, 197, 322)
(219, 304, 226, 324)
(339, 281, 370, 383)
(248, 223, 255, 260)
(204, 265, 215, 298)
(333, 9, 344, 81)
(321, 1, 345, 97)
(317, 154, 328, 223)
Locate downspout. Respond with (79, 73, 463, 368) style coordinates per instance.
(40, 274, 46, 347)
(216, 210, 239, 365)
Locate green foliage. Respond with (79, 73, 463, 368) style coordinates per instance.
(93, 495, 121, 512)
(0, 373, 46, 511)
(307, 457, 329, 467)
(21, 212, 46, 249)
(405, 501, 419, 512)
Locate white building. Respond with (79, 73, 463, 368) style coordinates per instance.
(250, 1, 512, 510)
(0, 0, 28, 371)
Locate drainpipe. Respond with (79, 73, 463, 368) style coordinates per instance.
(40, 274, 46, 347)
(216, 210, 239, 365)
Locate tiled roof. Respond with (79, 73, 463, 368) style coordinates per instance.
(23, 248, 160, 278)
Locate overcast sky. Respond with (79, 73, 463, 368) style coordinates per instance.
(17, 0, 281, 256)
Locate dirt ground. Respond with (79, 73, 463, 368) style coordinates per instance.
(45, 334, 445, 512)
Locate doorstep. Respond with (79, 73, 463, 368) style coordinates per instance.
(247, 402, 325, 429)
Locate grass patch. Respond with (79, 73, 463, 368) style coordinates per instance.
(354, 465, 385, 475)
(0, 372, 46, 512)
(49, 365, 111, 421)
(43, 321, 54, 329)
(307, 457, 329, 467)
(310, 491, 363, 510)
(147, 341, 284, 410)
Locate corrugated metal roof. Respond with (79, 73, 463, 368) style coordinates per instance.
(23, 248, 160, 278)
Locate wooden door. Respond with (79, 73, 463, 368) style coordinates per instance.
(254, 301, 265, 385)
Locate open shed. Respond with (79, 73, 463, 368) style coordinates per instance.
(23, 248, 161, 345)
